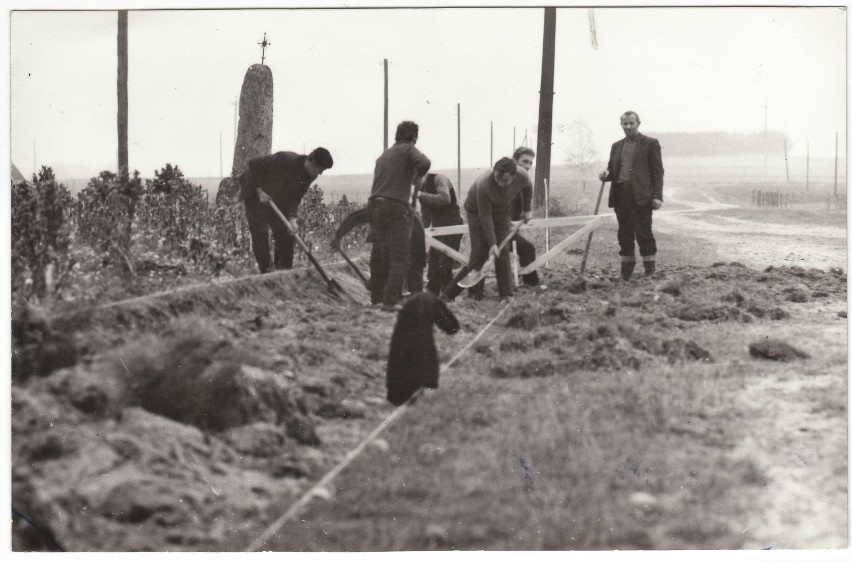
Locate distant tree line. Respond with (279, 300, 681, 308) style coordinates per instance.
(650, 131, 791, 157)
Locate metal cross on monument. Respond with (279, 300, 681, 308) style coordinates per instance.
(258, 32, 271, 65)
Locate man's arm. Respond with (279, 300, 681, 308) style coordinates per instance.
(598, 143, 616, 182)
(520, 173, 533, 215)
(649, 139, 664, 201)
(477, 188, 498, 248)
(408, 145, 432, 178)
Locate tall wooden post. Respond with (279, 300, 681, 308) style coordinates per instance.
(117, 10, 128, 177)
(533, 7, 556, 210)
(383, 59, 389, 151)
(806, 141, 810, 191)
(783, 139, 789, 183)
(457, 103, 461, 199)
(834, 132, 838, 199)
(490, 121, 493, 166)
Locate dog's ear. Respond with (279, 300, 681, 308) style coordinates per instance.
(433, 298, 460, 334)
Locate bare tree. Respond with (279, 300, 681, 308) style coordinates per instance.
(564, 118, 600, 192)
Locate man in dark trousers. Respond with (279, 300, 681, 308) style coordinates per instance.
(239, 147, 334, 273)
(509, 146, 543, 291)
(331, 207, 427, 294)
(599, 111, 664, 280)
(441, 157, 532, 303)
(417, 172, 464, 296)
(368, 121, 431, 311)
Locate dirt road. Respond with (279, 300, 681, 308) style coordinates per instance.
(656, 186, 848, 549)
(655, 186, 847, 271)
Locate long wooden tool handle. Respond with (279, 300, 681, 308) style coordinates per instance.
(268, 200, 334, 285)
(580, 180, 607, 275)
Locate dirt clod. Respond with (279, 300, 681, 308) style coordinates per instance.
(748, 339, 810, 361)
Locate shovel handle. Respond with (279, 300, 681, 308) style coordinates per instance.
(267, 200, 334, 286)
(457, 220, 525, 288)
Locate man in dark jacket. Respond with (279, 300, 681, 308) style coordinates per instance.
(368, 121, 431, 311)
(417, 172, 464, 296)
(599, 111, 664, 279)
(239, 147, 334, 273)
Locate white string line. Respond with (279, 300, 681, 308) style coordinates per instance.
(246, 300, 514, 552)
(96, 259, 351, 309)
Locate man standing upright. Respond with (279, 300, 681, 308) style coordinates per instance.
(599, 111, 664, 280)
(240, 147, 334, 273)
(417, 171, 464, 296)
(509, 147, 543, 291)
(368, 121, 432, 311)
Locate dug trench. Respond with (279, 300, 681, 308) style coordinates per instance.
(11, 260, 847, 551)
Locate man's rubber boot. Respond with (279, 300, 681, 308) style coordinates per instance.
(620, 257, 636, 281)
(643, 258, 656, 277)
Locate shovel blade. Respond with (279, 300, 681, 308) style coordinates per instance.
(457, 268, 485, 288)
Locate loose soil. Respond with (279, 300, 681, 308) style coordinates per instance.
(10, 183, 848, 551)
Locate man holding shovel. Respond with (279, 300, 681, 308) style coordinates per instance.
(239, 147, 334, 273)
(440, 157, 532, 303)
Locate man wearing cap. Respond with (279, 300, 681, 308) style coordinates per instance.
(240, 147, 334, 273)
(599, 111, 664, 280)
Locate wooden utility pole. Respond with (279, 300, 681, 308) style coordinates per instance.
(783, 139, 789, 183)
(457, 103, 461, 199)
(383, 59, 389, 151)
(763, 100, 768, 177)
(117, 10, 128, 177)
(533, 7, 557, 209)
(806, 141, 810, 191)
(490, 121, 493, 166)
(834, 132, 838, 199)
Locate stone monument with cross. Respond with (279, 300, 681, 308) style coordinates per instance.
(215, 34, 274, 205)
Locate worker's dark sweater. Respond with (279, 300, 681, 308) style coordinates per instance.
(369, 142, 432, 205)
(239, 151, 314, 219)
(463, 169, 532, 247)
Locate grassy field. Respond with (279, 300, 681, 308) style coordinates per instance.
(233, 220, 847, 551)
(14, 164, 847, 552)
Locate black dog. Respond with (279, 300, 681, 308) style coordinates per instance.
(386, 292, 460, 406)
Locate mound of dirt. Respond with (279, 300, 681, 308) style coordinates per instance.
(748, 339, 811, 362)
(12, 305, 78, 383)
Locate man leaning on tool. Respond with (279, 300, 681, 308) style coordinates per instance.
(440, 157, 532, 303)
(598, 111, 664, 280)
(239, 147, 334, 273)
(368, 121, 432, 311)
(416, 171, 464, 296)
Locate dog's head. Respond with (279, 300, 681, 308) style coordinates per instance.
(399, 292, 460, 335)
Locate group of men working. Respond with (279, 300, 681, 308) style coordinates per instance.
(238, 111, 664, 310)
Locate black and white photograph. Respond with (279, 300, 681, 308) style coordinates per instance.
(4, 0, 848, 558)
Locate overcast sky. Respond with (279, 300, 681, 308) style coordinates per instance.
(6, 2, 847, 179)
